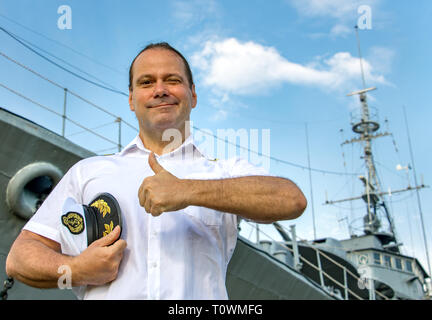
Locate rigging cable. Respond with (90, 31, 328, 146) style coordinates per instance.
(192, 126, 358, 176)
(403, 105, 431, 277)
(0, 49, 137, 130)
(0, 83, 118, 147)
(0, 13, 124, 75)
(9, 29, 124, 93)
(0, 26, 128, 97)
(339, 128, 354, 236)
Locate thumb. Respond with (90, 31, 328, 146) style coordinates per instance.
(92, 225, 121, 247)
(148, 152, 165, 174)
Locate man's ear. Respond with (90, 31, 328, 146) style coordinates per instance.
(129, 90, 135, 111)
(191, 84, 197, 109)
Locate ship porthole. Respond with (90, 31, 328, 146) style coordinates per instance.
(6, 162, 63, 220)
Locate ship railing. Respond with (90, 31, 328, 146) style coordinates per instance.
(243, 220, 390, 300)
(0, 50, 138, 154)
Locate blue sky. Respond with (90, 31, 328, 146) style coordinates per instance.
(0, 0, 431, 273)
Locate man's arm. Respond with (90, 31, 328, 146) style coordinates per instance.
(139, 153, 307, 222)
(184, 175, 306, 223)
(6, 230, 72, 288)
(6, 226, 126, 288)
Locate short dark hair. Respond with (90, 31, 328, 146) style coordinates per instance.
(128, 42, 194, 90)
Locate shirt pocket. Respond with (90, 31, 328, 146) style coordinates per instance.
(183, 206, 222, 226)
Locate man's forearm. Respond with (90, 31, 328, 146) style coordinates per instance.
(6, 236, 74, 288)
(7, 227, 127, 289)
(184, 175, 307, 223)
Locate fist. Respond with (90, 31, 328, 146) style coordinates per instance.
(138, 152, 189, 216)
(72, 226, 127, 286)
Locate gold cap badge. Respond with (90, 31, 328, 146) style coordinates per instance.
(61, 212, 84, 235)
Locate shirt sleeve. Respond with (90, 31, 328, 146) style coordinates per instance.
(22, 162, 83, 243)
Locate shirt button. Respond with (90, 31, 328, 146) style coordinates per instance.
(151, 262, 158, 268)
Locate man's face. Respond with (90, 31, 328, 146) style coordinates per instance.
(128, 48, 197, 136)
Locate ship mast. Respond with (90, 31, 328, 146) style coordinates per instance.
(349, 26, 383, 235)
(341, 26, 394, 238)
(325, 27, 427, 248)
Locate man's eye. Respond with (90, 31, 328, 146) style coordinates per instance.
(139, 80, 152, 86)
(167, 78, 181, 83)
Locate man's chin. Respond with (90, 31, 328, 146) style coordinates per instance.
(148, 121, 184, 134)
(138, 114, 189, 136)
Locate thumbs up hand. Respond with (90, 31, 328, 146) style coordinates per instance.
(148, 151, 165, 174)
(138, 153, 189, 216)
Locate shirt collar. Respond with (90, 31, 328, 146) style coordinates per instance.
(118, 134, 211, 160)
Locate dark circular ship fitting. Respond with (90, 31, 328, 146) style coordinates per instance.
(352, 120, 380, 134)
(6, 162, 63, 220)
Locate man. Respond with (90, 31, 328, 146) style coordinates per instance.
(6, 42, 307, 299)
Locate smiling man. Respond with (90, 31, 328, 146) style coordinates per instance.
(6, 42, 307, 299)
(128, 44, 197, 155)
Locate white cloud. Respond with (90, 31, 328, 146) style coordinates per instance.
(191, 38, 387, 96)
(330, 24, 351, 38)
(288, 0, 379, 38)
(289, 0, 370, 19)
(170, 0, 220, 28)
(204, 92, 250, 122)
(209, 108, 228, 121)
(367, 46, 395, 75)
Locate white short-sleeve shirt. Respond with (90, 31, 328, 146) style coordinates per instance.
(23, 135, 269, 300)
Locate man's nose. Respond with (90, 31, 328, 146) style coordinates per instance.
(153, 80, 169, 98)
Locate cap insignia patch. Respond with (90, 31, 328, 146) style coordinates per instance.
(61, 212, 84, 235)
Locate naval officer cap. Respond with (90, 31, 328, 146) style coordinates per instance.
(60, 193, 123, 255)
